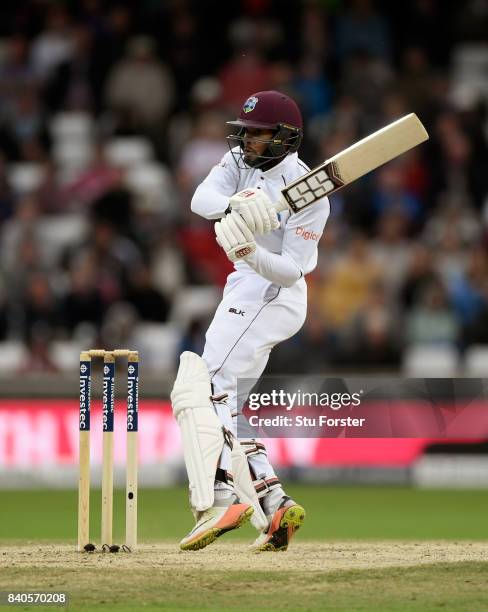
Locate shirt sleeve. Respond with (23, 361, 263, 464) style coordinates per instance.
(191, 151, 239, 220)
(245, 198, 330, 287)
(245, 247, 302, 288)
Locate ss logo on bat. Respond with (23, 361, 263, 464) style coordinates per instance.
(286, 168, 335, 210)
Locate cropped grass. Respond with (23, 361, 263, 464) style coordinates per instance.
(1, 485, 487, 543)
(2, 486, 487, 610)
(1, 555, 487, 611)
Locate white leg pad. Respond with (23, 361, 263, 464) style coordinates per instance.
(171, 352, 224, 511)
(231, 440, 269, 531)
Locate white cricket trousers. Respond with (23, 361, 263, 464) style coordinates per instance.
(202, 269, 307, 481)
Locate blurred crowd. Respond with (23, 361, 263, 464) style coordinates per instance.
(0, 0, 487, 374)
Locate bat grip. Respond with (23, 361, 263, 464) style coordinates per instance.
(269, 195, 289, 214)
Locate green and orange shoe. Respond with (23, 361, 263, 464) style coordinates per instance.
(250, 496, 305, 552)
(180, 496, 253, 551)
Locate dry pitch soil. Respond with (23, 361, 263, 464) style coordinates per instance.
(1, 541, 487, 571)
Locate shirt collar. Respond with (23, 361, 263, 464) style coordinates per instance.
(260, 152, 297, 179)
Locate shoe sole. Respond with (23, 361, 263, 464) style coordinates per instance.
(181, 505, 254, 551)
(257, 504, 305, 552)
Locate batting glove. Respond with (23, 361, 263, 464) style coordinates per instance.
(229, 188, 280, 234)
(215, 211, 257, 263)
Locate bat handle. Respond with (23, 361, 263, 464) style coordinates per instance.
(270, 195, 289, 214)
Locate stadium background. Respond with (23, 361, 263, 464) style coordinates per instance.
(0, 0, 487, 544)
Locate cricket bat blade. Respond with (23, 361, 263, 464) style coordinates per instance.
(274, 113, 428, 214)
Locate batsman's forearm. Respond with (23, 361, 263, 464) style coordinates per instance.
(245, 246, 302, 288)
(191, 184, 230, 219)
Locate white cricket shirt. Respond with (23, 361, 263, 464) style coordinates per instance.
(191, 148, 330, 287)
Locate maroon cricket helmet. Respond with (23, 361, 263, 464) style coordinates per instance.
(226, 91, 303, 168)
(227, 90, 303, 131)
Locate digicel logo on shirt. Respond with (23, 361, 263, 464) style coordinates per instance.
(296, 226, 321, 241)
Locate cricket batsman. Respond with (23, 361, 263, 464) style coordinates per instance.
(171, 90, 330, 551)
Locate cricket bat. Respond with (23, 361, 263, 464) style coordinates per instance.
(275, 113, 428, 213)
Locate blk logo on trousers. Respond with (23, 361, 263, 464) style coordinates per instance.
(229, 308, 245, 316)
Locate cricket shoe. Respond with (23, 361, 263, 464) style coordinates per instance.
(250, 496, 305, 552)
(180, 495, 254, 551)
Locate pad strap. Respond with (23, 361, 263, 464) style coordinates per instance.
(222, 427, 234, 450)
(253, 476, 282, 499)
(211, 393, 229, 404)
(239, 440, 268, 458)
(215, 468, 234, 484)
